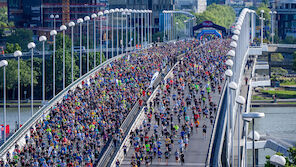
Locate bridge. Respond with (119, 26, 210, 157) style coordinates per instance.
(0, 8, 291, 167)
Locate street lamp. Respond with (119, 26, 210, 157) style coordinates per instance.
(98, 12, 103, 64)
(39, 35, 47, 105)
(13, 50, 22, 130)
(225, 68, 233, 167)
(110, 9, 114, 58)
(68, 22, 75, 83)
(115, 8, 120, 56)
(260, 10, 265, 46)
(229, 81, 238, 166)
(50, 30, 57, 96)
(269, 11, 277, 44)
(91, 13, 97, 67)
(120, 8, 124, 54)
(84, 16, 90, 72)
(136, 10, 140, 49)
(60, 25, 67, 89)
(0, 60, 8, 141)
(27, 42, 36, 116)
(140, 10, 144, 49)
(50, 14, 59, 30)
(242, 112, 265, 167)
(235, 95, 246, 167)
(123, 9, 129, 53)
(77, 18, 83, 77)
(104, 10, 110, 59)
(129, 9, 133, 50)
(133, 9, 137, 51)
(270, 154, 286, 167)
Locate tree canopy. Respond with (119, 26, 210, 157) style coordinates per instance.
(193, 4, 236, 29)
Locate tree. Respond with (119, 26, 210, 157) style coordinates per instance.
(264, 147, 296, 167)
(0, 7, 14, 37)
(4, 42, 21, 53)
(0, 59, 38, 99)
(193, 4, 236, 28)
(6, 28, 33, 51)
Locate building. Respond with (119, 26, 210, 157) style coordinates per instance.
(109, 0, 175, 33)
(207, 0, 225, 5)
(270, 0, 296, 39)
(7, 0, 107, 29)
(0, 0, 7, 7)
(175, 0, 206, 13)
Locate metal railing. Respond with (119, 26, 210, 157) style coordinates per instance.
(0, 52, 127, 158)
(97, 63, 172, 167)
(205, 83, 227, 167)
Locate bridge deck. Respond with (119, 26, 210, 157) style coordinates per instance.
(119, 45, 225, 166)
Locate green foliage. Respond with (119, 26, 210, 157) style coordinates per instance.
(0, 59, 38, 90)
(256, 5, 271, 25)
(260, 89, 296, 99)
(4, 43, 21, 53)
(193, 4, 236, 28)
(0, 7, 14, 37)
(152, 32, 164, 42)
(271, 53, 284, 62)
(283, 36, 296, 44)
(6, 29, 33, 51)
(264, 147, 296, 167)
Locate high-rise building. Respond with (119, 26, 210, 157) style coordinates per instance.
(271, 0, 296, 39)
(109, 0, 175, 33)
(7, 0, 107, 29)
(0, 0, 7, 7)
(175, 0, 206, 13)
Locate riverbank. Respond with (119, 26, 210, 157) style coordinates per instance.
(251, 99, 296, 107)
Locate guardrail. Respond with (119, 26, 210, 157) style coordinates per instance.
(205, 83, 227, 167)
(0, 51, 128, 160)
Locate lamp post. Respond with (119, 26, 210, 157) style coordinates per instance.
(115, 8, 119, 56)
(235, 95, 246, 167)
(50, 14, 59, 30)
(229, 81, 238, 167)
(50, 30, 57, 96)
(270, 154, 286, 167)
(110, 9, 114, 58)
(91, 13, 97, 67)
(260, 10, 264, 46)
(84, 16, 90, 72)
(98, 12, 103, 64)
(120, 8, 124, 54)
(68, 22, 75, 83)
(133, 9, 137, 51)
(104, 10, 110, 59)
(0, 60, 8, 141)
(28, 42, 36, 116)
(144, 10, 147, 48)
(129, 9, 133, 51)
(242, 112, 265, 167)
(39, 36, 47, 105)
(123, 9, 129, 53)
(141, 10, 144, 49)
(77, 18, 83, 77)
(163, 11, 166, 41)
(60, 25, 67, 89)
(225, 61, 234, 166)
(13, 50, 22, 129)
(269, 11, 277, 44)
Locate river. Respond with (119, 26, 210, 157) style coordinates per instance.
(0, 107, 40, 132)
(248, 107, 296, 166)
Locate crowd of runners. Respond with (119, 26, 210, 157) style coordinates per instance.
(120, 39, 231, 167)
(1, 40, 198, 167)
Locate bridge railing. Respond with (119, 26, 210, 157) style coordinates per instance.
(205, 82, 227, 167)
(0, 51, 127, 160)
